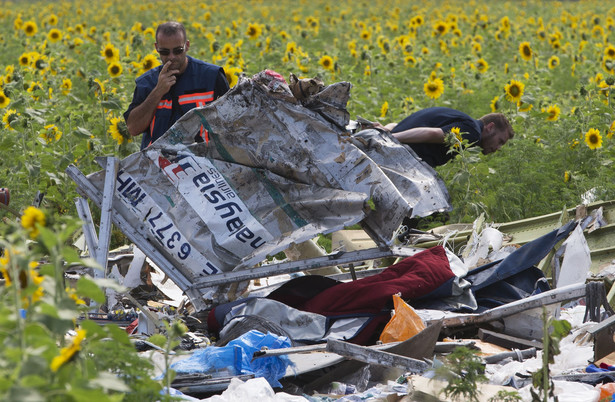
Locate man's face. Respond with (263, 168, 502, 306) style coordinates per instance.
(481, 123, 511, 155)
(155, 32, 190, 74)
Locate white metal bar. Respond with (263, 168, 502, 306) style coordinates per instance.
(94, 157, 118, 278)
(192, 246, 422, 289)
(326, 339, 429, 373)
(74, 197, 99, 262)
(437, 283, 587, 329)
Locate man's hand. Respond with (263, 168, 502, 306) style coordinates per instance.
(156, 61, 179, 94)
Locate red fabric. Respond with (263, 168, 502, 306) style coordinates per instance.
(302, 246, 454, 316)
(125, 318, 139, 335)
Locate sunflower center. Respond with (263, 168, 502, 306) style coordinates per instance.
(589, 134, 599, 144)
(523, 46, 531, 57)
(509, 85, 520, 96)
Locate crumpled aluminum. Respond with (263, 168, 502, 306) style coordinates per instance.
(86, 70, 451, 303)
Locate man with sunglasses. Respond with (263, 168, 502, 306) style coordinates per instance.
(124, 21, 230, 150)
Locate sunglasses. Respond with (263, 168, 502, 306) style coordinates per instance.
(157, 46, 185, 56)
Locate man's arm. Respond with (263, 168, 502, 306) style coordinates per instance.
(391, 127, 445, 144)
(126, 61, 179, 136)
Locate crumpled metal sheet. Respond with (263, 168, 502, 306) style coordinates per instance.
(86, 70, 450, 300)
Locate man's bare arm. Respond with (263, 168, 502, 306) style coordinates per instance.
(126, 61, 179, 136)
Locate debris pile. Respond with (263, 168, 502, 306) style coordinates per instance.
(65, 71, 615, 401)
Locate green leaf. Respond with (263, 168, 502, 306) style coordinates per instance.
(76, 276, 105, 303)
(92, 278, 127, 293)
(89, 372, 131, 392)
(68, 387, 113, 401)
(100, 99, 122, 110)
(73, 127, 94, 139)
(79, 320, 106, 339)
(105, 323, 132, 345)
(551, 319, 571, 340)
(37, 302, 59, 318)
(20, 375, 48, 388)
(147, 334, 167, 348)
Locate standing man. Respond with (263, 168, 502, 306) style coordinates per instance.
(375, 107, 514, 168)
(124, 21, 230, 150)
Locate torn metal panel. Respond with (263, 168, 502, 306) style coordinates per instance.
(588, 314, 615, 361)
(350, 128, 451, 218)
(436, 283, 586, 329)
(76, 70, 451, 305)
(325, 339, 429, 374)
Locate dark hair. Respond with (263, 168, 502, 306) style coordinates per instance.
(479, 113, 514, 139)
(156, 21, 187, 42)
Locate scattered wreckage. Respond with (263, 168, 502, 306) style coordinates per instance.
(65, 71, 615, 401)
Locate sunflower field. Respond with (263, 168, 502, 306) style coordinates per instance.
(2, 0, 615, 225)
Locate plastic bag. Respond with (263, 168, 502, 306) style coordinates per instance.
(171, 330, 292, 388)
(598, 382, 615, 401)
(379, 294, 425, 343)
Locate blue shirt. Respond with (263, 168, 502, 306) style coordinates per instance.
(124, 56, 230, 150)
(391, 107, 483, 167)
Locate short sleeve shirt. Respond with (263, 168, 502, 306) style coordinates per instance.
(124, 56, 230, 150)
(391, 107, 483, 167)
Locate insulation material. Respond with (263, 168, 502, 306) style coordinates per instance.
(86, 70, 451, 301)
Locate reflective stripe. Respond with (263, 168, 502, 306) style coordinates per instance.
(157, 100, 172, 109)
(178, 92, 214, 105)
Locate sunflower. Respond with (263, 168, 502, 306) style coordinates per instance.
(27, 81, 44, 100)
(609, 120, 615, 139)
(380, 101, 388, 118)
(490, 96, 500, 112)
(584, 128, 603, 150)
(424, 78, 444, 100)
(319, 55, 334, 71)
(411, 16, 424, 26)
(433, 20, 448, 36)
(450, 126, 463, 148)
(224, 66, 242, 88)
(504, 79, 524, 102)
(46, 28, 62, 43)
(140, 54, 159, 73)
(564, 171, 570, 183)
(0, 90, 10, 108)
(246, 23, 262, 39)
(48, 14, 58, 26)
(519, 41, 533, 61)
(39, 124, 62, 144)
(108, 116, 128, 145)
(517, 100, 533, 112)
(286, 41, 297, 54)
(18, 52, 31, 67)
(360, 30, 371, 40)
(500, 16, 511, 32)
(101, 43, 119, 63)
(107, 61, 122, 77)
(548, 55, 560, 69)
(221, 43, 234, 56)
(475, 58, 489, 73)
(543, 104, 560, 121)
(364, 65, 371, 76)
(404, 55, 417, 67)
(23, 21, 38, 37)
(21, 206, 46, 238)
(605, 45, 615, 60)
(2, 109, 19, 130)
(50, 329, 87, 372)
(60, 78, 72, 95)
